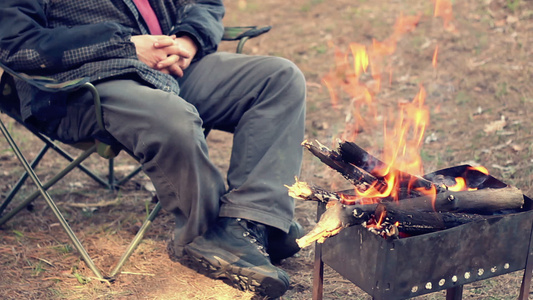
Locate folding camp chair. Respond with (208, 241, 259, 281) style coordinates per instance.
(0, 25, 271, 280)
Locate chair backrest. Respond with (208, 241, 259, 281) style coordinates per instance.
(0, 67, 25, 121)
(0, 65, 123, 158)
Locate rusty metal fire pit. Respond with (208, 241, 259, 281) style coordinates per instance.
(312, 165, 533, 300)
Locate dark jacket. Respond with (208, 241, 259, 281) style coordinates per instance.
(0, 0, 225, 122)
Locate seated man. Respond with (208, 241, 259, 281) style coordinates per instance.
(0, 0, 306, 298)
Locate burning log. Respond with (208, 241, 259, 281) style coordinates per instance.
(338, 141, 448, 195)
(303, 140, 448, 199)
(377, 185, 524, 214)
(287, 180, 524, 214)
(296, 201, 360, 248)
(371, 204, 488, 236)
(291, 141, 526, 248)
(302, 140, 386, 193)
(286, 178, 358, 204)
(296, 187, 524, 248)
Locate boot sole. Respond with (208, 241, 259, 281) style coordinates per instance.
(184, 243, 289, 298)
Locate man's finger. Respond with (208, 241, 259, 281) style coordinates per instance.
(168, 63, 184, 77)
(156, 54, 180, 69)
(153, 34, 179, 48)
(162, 43, 192, 59)
(154, 38, 175, 48)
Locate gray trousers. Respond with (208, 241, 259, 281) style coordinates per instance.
(53, 52, 306, 249)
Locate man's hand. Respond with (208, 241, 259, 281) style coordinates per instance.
(131, 34, 198, 77)
(154, 35, 198, 77)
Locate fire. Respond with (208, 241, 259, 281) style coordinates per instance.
(469, 165, 489, 175)
(432, 45, 439, 68)
(433, 0, 456, 31)
(321, 1, 485, 205)
(448, 177, 468, 192)
(447, 166, 489, 191)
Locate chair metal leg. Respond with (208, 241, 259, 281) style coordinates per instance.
(0, 144, 50, 215)
(0, 118, 104, 279)
(0, 145, 97, 226)
(108, 158, 115, 189)
(32, 132, 112, 189)
(108, 201, 162, 278)
(114, 165, 143, 188)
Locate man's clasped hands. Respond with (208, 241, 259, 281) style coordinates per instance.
(130, 34, 198, 77)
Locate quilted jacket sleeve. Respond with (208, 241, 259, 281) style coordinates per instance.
(0, 0, 137, 73)
(169, 0, 225, 60)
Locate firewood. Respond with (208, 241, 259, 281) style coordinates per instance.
(303, 140, 447, 199)
(296, 140, 526, 246)
(302, 140, 387, 193)
(360, 203, 488, 236)
(387, 186, 524, 214)
(338, 141, 448, 195)
(293, 186, 524, 247)
(285, 178, 364, 204)
(346, 186, 524, 214)
(296, 201, 360, 248)
(285, 179, 345, 203)
(376, 204, 488, 235)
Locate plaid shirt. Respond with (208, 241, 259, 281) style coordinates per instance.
(0, 0, 224, 122)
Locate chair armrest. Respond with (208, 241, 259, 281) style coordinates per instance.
(222, 26, 272, 41)
(222, 26, 272, 53)
(0, 62, 88, 93)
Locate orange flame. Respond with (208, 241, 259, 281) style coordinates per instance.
(433, 0, 456, 32)
(448, 177, 467, 192)
(321, 4, 476, 205)
(381, 87, 429, 176)
(469, 165, 489, 175)
(432, 45, 439, 68)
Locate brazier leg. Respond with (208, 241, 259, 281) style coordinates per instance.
(518, 221, 533, 300)
(445, 286, 463, 300)
(312, 203, 326, 300)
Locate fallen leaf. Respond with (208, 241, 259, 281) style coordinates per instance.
(484, 116, 506, 133)
(506, 15, 519, 24)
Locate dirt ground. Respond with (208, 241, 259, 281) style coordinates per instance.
(1, 0, 532, 299)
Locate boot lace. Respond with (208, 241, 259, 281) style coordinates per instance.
(236, 218, 269, 257)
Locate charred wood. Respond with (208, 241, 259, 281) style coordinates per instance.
(338, 141, 448, 196)
(302, 140, 387, 193)
(296, 201, 360, 248)
(286, 179, 356, 204)
(350, 186, 524, 214)
(294, 186, 524, 247)
(388, 186, 524, 214)
(367, 203, 488, 236)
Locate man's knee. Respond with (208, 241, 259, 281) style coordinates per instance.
(261, 57, 307, 114)
(98, 80, 204, 151)
(265, 56, 306, 91)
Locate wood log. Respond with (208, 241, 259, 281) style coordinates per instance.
(338, 141, 448, 195)
(367, 203, 488, 236)
(303, 140, 448, 199)
(288, 179, 524, 214)
(296, 201, 361, 248)
(285, 179, 357, 204)
(348, 186, 524, 214)
(294, 185, 525, 247)
(302, 140, 387, 193)
(392, 186, 524, 214)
